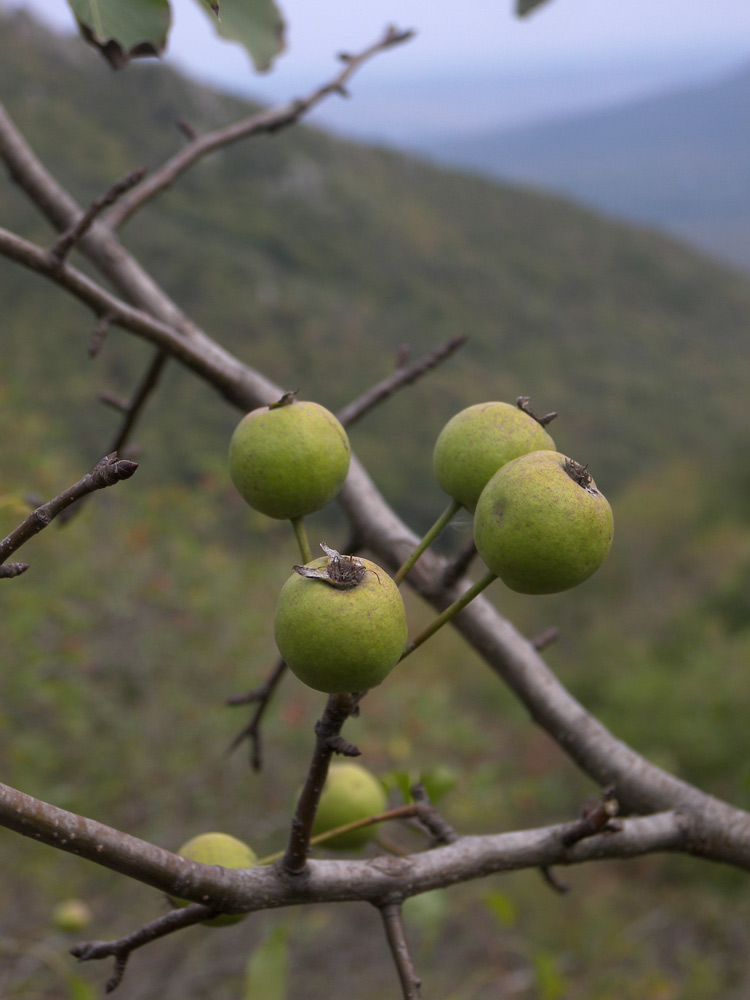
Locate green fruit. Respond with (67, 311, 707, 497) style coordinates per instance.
(274, 553, 408, 693)
(173, 832, 256, 926)
(312, 763, 388, 849)
(52, 899, 92, 933)
(433, 401, 555, 512)
(474, 451, 613, 594)
(228, 398, 350, 520)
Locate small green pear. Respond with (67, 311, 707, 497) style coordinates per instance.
(474, 451, 613, 594)
(433, 401, 555, 512)
(51, 899, 92, 933)
(228, 398, 350, 520)
(274, 550, 408, 693)
(172, 832, 256, 926)
(312, 763, 388, 849)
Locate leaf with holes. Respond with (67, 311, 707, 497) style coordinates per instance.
(190, 0, 286, 72)
(67, 0, 171, 69)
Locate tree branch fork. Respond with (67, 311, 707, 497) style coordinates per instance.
(0, 778, 697, 915)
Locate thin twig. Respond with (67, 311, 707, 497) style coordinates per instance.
(337, 334, 468, 428)
(226, 659, 288, 771)
(440, 538, 477, 589)
(560, 786, 621, 848)
(106, 27, 415, 230)
(281, 692, 364, 874)
(379, 902, 422, 1000)
(71, 904, 217, 993)
(531, 626, 560, 651)
(49, 168, 145, 264)
(0, 454, 137, 568)
(411, 784, 459, 845)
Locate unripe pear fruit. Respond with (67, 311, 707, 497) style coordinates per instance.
(474, 451, 613, 594)
(274, 550, 408, 693)
(172, 832, 256, 926)
(312, 763, 388, 849)
(433, 401, 555, 512)
(228, 397, 350, 520)
(52, 898, 92, 933)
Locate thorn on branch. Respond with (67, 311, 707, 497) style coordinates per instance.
(411, 783, 459, 845)
(539, 865, 571, 895)
(561, 785, 620, 848)
(0, 561, 29, 579)
(176, 118, 199, 142)
(326, 735, 361, 757)
(531, 626, 560, 651)
(89, 313, 114, 357)
(99, 391, 131, 413)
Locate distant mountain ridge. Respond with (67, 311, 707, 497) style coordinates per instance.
(1, 8, 749, 523)
(423, 62, 750, 269)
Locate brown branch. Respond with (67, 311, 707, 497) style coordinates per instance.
(0, 454, 137, 568)
(440, 537, 477, 589)
(379, 902, 422, 999)
(282, 692, 364, 874)
(0, 561, 29, 580)
(60, 350, 169, 525)
(226, 658, 288, 771)
(49, 167, 145, 264)
(71, 904, 215, 993)
(336, 334, 468, 428)
(105, 27, 415, 230)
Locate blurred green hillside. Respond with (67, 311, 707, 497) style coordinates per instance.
(2, 8, 750, 1000)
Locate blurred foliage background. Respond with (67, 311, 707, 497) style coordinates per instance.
(1, 8, 750, 998)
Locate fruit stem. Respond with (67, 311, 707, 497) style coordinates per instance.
(255, 803, 418, 865)
(400, 570, 497, 660)
(290, 516, 312, 563)
(394, 499, 461, 586)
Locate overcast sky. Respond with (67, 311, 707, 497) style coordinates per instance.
(7, 0, 750, 141)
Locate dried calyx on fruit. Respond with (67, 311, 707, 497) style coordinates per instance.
(274, 545, 408, 693)
(473, 450, 614, 594)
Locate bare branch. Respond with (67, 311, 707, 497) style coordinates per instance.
(105, 27, 415, 230)
(0, 454, 137, 569)
(49, 167, 145, 264)
(0, 779, 705, 907)
(227, 658, 288, 771)
(71, 905, 216, 993)
(337, 334, 468, 428)
(378, 902, 422, 999)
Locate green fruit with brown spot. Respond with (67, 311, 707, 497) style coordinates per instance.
(433, 401, 555, 512)
(173, 832, 256, 926)
(228, 399, 350, 520)
(312, 763, 388, 849)
(274, 556, 408, 693)
(474, 450, 613, 594)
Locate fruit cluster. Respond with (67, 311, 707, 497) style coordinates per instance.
(164, 393, 616, 916)
(227, 392, 613, 695)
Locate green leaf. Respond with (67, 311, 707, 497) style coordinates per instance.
(243, 925, 289, 1000)
(190, 0, 286, 72)
(67, 0, 171, 69)
(482, 888, 517, 928)
(516, 0, 555, 16)
(66, 974, 97, 1000)
(532, 950, 566, 1000)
